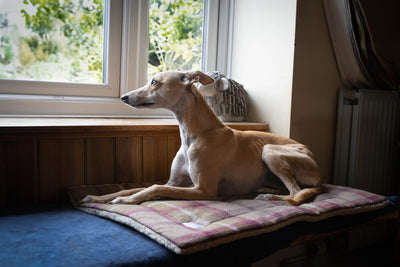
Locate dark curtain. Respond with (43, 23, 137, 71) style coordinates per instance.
(324, 0, 400, 90)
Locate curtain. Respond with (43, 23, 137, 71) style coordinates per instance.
(324, 0, 400, 90)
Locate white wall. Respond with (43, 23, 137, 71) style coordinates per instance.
(231, 0, 297, 137)
(230, 0, 342, 182)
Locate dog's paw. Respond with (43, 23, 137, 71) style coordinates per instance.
(110, 195, 143, 205)
(81, 195, 101, 203)
(110, 196, 137, 205)
(254, 194, 270, 200)
(109, 197, 123, 204)
(81, 195, 112, 204)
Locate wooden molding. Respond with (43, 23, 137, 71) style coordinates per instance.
(0, 118, 269, 139)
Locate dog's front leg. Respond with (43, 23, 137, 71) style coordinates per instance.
(111, 176, 217, 204)
(110, 184, 216, 204)
(81, 188, 144, 203)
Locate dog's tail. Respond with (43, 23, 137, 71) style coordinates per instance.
(284, 184, 322, 206)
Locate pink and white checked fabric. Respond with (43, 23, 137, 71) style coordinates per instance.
(77, 184, 388, 254)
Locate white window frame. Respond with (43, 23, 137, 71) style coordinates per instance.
(203, 0, 235, 77)
(0, 0, 234, 117)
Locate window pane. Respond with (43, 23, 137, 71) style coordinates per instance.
(148, 0, 204, 79)
(0, 0, 104, 84)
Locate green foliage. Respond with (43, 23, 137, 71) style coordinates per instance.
(24, 36, 58, 59)
(21, 0, 103, 38)
(21, 0, 72, 39)
(1, 0, 203, 83)
(18, 40, 35, 65)
(0, 14, 14, 64)
(148, 0, 204, 78)
(0, 0, 103, 82)
(20, 0, 104, 82)
(0, 37, 14, 65)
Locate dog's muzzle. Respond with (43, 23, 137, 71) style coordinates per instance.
(121, 94, 129, 103)
(121, 94, 155, 108)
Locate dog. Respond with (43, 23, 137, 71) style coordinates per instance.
(81, 70, 321, 206)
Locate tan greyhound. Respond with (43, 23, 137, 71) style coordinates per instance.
(81, 70, 321, 206)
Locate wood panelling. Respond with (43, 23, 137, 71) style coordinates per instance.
(0, 118, 268, 206)
(39, 139, 85, 203)
(115, 137, 143, 183)
(1, 141, 37, 205)
(0, 142, 5, 205)
(143, 136, 169, 182)
(86, 138, 115, 185)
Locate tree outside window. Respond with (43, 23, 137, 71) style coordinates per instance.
(0, 0, 204, 85)
(148, 0, 204, 79)
(0, 0, 104, 83)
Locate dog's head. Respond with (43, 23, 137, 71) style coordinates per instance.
(121, 70, 214, 110)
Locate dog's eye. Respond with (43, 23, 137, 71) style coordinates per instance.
(151, 79, 158, 86)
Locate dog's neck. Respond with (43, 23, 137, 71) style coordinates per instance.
(172, 85, 224, 147)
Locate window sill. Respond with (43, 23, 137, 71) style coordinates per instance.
(0, 94, 172, 117)
(0, 118, 269, 139)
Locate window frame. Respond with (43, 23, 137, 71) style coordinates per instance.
(0, 0, 234, 117)
(203, 0, 235, 77)
(0, 0, 122, 98)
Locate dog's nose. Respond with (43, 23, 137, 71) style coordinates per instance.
(121, 95, 129, 103)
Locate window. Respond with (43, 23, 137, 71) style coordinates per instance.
(0, 0, 121, 98)
(148, 0, 204, 79)
(0, 0, 234, 117)
(1, 0, 105, 84)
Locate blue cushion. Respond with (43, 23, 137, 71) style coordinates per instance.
(0, 205, 173, 266)
(0, 203, 396, 266)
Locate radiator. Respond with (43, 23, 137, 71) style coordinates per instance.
(334, 89, 400, 196)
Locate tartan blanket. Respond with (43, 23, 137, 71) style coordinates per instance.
(68, 184, 388, 254)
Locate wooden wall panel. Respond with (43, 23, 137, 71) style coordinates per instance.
(86, 138, 115, 185)
(115, 137, 142, 183)
(0, 119, 268, 206)
(143, 136, 169, 182)
(0, 141, 37, 205)
(0, 142, 5, 206)
(39, 139, 85, 203)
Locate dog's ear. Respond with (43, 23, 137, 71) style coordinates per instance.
(183, 71, 214, 85)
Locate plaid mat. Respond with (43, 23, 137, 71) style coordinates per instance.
(68, 184, 388, 254)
